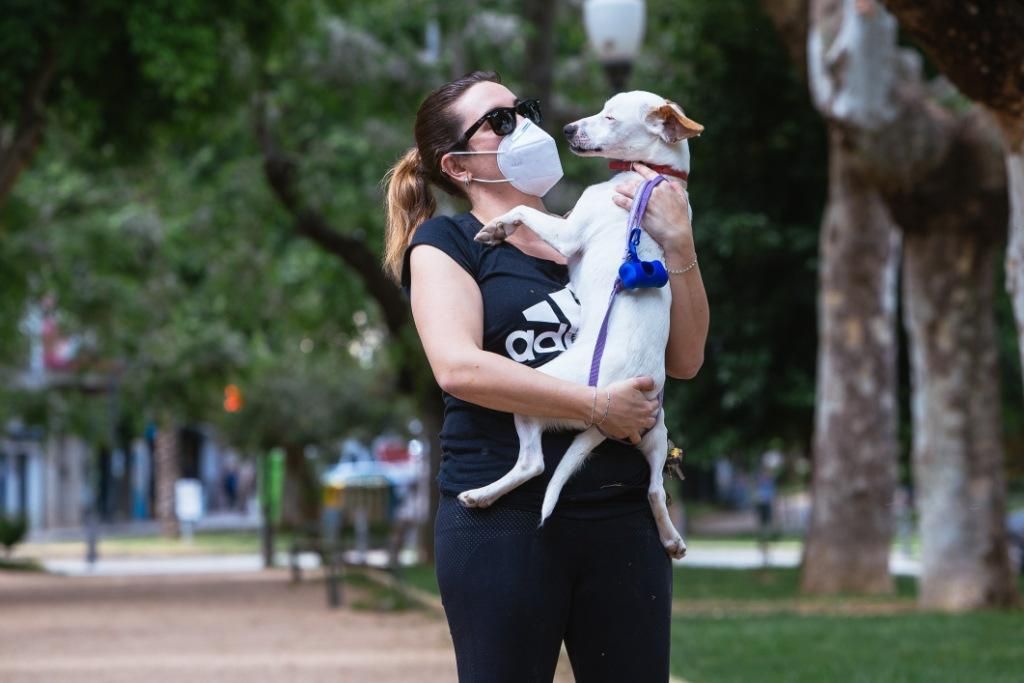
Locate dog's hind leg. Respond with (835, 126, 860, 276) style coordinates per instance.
(640, 422, 687, 559)
(540, 427, 606, 524)
(458, 415, 545, 509)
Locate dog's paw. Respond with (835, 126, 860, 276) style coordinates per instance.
(474, 212, 525, 245)
(663, 536, 687, 560)
(458, 488, 492, 509)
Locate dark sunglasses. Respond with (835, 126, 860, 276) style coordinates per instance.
(452, 98, 542, 150)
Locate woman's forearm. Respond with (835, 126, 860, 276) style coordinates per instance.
(438, 349, 593, 421)
(664, 243, 709, 379)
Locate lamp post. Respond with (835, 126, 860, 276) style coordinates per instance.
(583, 0, 646, 92)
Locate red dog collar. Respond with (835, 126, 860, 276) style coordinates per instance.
(608, 160, 689, 182)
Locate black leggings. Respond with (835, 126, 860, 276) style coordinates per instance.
(434, 495, 672, 683)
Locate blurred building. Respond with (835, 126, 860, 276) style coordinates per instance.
(2, 302, 247, 534)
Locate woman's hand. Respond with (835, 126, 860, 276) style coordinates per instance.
(611, 162, 693, 255)
(599, 376, 661, 446)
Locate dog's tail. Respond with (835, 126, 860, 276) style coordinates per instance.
(540, 428, 605, 524)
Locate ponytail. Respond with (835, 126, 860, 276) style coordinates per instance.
(380, 70, 502, 283)
(382, 147, 436, 283)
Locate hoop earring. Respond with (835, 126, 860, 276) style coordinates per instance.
(464, 175, 472, 187)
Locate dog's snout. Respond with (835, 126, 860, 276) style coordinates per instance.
(563, 123, 578, 138)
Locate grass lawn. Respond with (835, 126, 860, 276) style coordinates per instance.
(399, 562, 1024, 682)
(672, 610, 1024, 682)
(671, 567, 1024, 681)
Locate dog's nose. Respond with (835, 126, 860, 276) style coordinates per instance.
(563, 123, 578, 138)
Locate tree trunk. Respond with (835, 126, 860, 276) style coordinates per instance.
(800, 139, 901, 594)
(419, 401, 443, 564)
(878, 0, 1024, 397)
(522, 0, 558, 112)
(902, 224, 1020, 610)
(0, 45, 56, 207)
(1000, 117, 1024, 387)
(281, 443, 320, 532)
(154, 415, 180, 538)
(877, 81, 1019, 613)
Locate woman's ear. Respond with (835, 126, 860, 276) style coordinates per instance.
(440, 152, 470, 185)
(644, 101, 704, 144)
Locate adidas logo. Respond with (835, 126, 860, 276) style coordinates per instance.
(505, 287, 581, 363)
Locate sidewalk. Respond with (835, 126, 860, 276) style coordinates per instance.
(41, 549, 400, 577)
(36, 543, 922, 578)
(0, 567, 460, 683)
(679, 543, 921, 576)
(26, 510, 262, 543)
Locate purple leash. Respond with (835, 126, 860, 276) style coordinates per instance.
(588, 174, 667, 388)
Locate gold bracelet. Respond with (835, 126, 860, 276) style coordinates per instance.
(667, 257, 698, 275)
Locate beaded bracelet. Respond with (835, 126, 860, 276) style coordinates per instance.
(667, 257, 698, 275)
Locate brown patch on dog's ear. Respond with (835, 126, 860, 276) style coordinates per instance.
(646, 101, 704, 143)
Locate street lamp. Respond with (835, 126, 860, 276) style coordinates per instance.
(583, 0, 646, 92)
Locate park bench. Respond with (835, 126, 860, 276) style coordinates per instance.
(289, 475, 408, 608)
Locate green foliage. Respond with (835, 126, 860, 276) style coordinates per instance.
(0, 0, 280, 158)
(0, 514, 28, 557)
(635, 0, 826, 462)
(1, 0, 825, 464)
(4, 0, 1017, 476)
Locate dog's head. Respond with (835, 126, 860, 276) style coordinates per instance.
(563, 91, 703, 163)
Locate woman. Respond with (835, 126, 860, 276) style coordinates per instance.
(382, 71, 708, 682)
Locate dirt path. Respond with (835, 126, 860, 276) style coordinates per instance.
(0, 568, 463, 682)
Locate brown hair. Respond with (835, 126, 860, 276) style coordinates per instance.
(382, 70, 500, 283)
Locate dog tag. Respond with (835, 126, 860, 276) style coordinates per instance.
(664, 439, 686, 480)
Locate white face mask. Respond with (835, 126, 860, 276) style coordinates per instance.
(449, 119, 564, 197)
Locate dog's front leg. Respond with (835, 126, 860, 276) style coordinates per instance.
(475, 206, 583, 258)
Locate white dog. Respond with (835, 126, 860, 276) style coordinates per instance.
(459, 91, 703, 560)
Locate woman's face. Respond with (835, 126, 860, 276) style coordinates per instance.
(442, 81, 527, 184)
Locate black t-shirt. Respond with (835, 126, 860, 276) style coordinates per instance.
(401, 212, 650, 518)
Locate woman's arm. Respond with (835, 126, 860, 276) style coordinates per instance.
(409, 245, 660, 441)
(613, 163, 709, 380)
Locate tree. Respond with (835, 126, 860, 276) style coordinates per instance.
(763, 0, 1019, 606)
(4, 114, 388, 536)
(0, 0, 278, 205)
(879, 1, 1024, 390)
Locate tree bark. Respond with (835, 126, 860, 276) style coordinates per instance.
(883, 109, 1020, 609)
(798, 0, 1020, 608)
(879, 0, 1024, 395)
(800, 139, 901, 594)
(799, 0, 904, 595)
(0, 45, 57, 206)
(902, 221, 1019, 610)
(154, 415, 180, 538)
(280, 443, 320, 531)
(878, 1, 1024, 118)
(1001, 117, 1024, 392)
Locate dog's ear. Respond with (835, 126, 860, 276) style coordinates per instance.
(645, 101, 704, 143)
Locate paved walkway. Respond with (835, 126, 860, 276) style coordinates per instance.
(36, 544, 921, 578)
(0, 562, 581, 683)
(0, 568, 460, 683)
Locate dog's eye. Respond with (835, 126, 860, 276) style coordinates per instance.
(605, 116, 616, 122)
